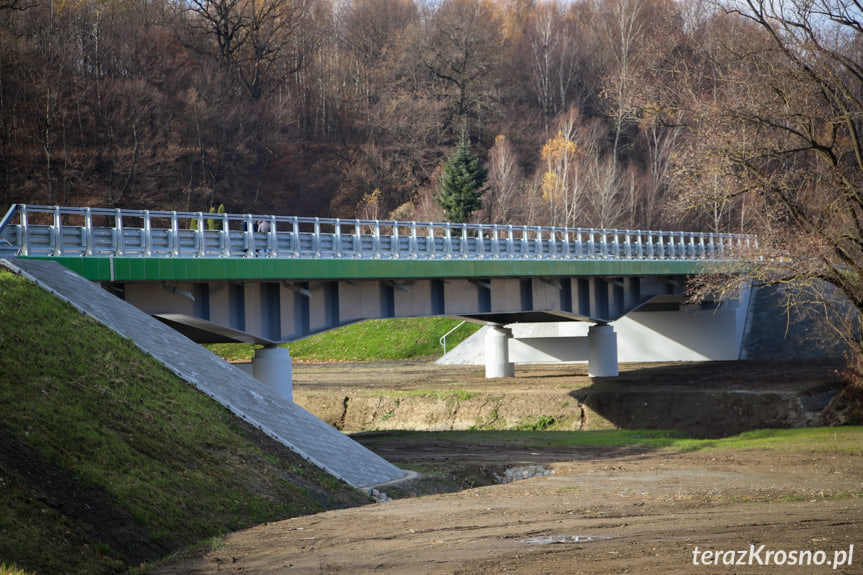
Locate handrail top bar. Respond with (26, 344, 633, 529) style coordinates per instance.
(5, 204, 755, 241)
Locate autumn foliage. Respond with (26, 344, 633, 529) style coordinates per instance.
(0, 0, 728, 230)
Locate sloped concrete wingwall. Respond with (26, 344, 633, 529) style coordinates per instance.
(2, 258, 405, 488)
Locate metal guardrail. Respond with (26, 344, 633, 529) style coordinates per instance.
(0, 204, 757, 261)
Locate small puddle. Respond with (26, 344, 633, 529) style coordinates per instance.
(494, 465, 552, 484)
(519, 535, 613, 545)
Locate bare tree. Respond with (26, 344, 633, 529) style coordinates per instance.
(527, 1, 582, 132)
(684, 0, 863, 374)
(484, 134, 523, 224)
(185, 0, 311, 100)
(587, 154, 628, 228)
(597, 0, 645, 168)
(338, 0, 417, 66)
(419, 0, 502, 134)
(640, 111, 682, 229)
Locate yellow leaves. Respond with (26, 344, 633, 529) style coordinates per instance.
(639, 101, 667, 127)
(363, 188, 382, 205)
(357, 188, 382, 219)
(540, 129, 579, 164)
(52, 0, 135, 16)
(541, 170, 560, 202)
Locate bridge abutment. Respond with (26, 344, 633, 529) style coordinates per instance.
(485, 325, 515, 378)
(253, 346, 293, 400)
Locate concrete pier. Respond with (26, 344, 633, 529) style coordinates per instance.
(588, 324, 618, 377)
(485, 325, 515, 378)
(253, 346, 294, 400)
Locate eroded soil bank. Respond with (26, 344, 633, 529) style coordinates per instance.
(292, 359, 850, 438)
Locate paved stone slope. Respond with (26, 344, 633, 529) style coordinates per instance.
(2, 258, 405, 488)
(740, 283, 848, 360)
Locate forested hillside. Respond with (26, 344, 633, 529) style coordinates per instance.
(0, 0, 769, 230)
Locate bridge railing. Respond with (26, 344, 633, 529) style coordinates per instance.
(0, 204, 757, 261)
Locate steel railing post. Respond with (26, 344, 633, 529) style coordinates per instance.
(195, 212, 205, 257)
(52, 206, 63, 256)
(354, 220, 362, 258)
(115, 209, 125, 256)
(243, 215, 255, 258)
(220, 213, 230, 257)
(373, 220, 381, 258)
(292, 217, 300, 258)
(393, 221, 400, 258)
(461, 224, 468, 257)
(170, 212, 179, 257)
(20, 205, 29, 256)
(267, 215, 278, 257)
(83, 207, 93, 256)
(428, 223, 436, 258)
(143, 210, 152, 257)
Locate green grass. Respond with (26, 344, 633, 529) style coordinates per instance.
(373, 388, 477, 401)
(670, 426, 863, 452)
(356, 426, 863, 453)
(206, 317, 481, 363)
(518, 415, 556, 431)
(0, 270, 367, 574)
(0, 564, 35, 575)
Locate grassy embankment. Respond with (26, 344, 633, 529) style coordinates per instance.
(206, 316, 482, 363)
(0, 270, 371, 575)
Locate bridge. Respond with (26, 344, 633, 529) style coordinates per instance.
(1, 204, 756, 394)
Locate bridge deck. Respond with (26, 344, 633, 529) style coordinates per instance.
(0, 205, 754, 283)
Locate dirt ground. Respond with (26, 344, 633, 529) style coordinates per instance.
(153, 361, 863, 574)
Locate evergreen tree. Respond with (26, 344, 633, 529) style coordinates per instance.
(435, 139, 488, 223)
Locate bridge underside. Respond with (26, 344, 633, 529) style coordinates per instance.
(103, 272, 736, 383)
(113, 274, 694, 343)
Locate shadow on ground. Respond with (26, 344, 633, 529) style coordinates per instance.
(572, 359, 848, 438)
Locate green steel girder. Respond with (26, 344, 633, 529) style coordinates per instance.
(23, 256, 733, 283)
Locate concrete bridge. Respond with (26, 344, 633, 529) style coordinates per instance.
(1, 204, 756, 392)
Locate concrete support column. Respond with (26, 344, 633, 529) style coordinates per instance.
(485, 325, 514, 378)
(588, 323, 618, 377)
(253, 345, 293, 400)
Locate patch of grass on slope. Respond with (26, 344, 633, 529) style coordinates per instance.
(207, 317, 481, 363)
(356, 427, 863, 453)
(0, 270, 368, 575)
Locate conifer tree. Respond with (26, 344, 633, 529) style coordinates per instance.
(435, 139, 488, 223)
